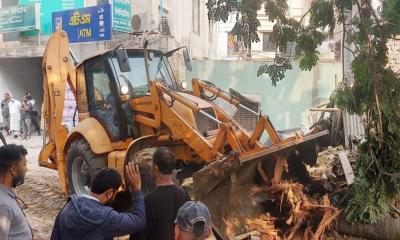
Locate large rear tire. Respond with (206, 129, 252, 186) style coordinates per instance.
(66, 139, 107, 195)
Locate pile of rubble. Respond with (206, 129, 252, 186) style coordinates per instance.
(230, 146, 357, 239)
(307, 146, 357, 206)
(244, 183, 340, 240)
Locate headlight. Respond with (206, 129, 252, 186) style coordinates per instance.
(181, 81, 188, 89)
(121, 85, 129, 95)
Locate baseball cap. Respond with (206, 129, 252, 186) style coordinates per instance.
(175, 201, 211, 235)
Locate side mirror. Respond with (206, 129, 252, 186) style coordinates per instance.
(115, 49, 131, 72)
(183, 49, 192, 72)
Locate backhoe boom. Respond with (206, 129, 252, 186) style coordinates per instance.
(39, 29, 77, 194)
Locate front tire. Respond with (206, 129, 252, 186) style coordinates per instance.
(66, 139, 107, 195)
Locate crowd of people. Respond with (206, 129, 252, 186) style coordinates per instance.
(0, 144, 213, 240)
(1, 91, 41, 143)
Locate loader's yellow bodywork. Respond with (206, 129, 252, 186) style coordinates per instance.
(39, 29, 328, 238)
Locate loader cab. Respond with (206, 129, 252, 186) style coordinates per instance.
(109, 49, 180, 98)
(82, 49, 180, 142)
(84, 55, 125, 142)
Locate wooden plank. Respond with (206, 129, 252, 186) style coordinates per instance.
(338, 151, 355, 185)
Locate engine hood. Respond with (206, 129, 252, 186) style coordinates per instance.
(165, 92, 216, 130)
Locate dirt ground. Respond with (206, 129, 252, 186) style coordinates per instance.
(3, 134, 365, 240)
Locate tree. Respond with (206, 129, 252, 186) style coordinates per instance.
(206, 0, 400, 224)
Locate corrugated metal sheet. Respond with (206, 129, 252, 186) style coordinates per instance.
(205, 88, 260, 133)
(213, 97, 237, 117)
(233, 107, 260, 132)
(343, 111, 365, 148)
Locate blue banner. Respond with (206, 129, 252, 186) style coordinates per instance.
(52, 4, 112, 43)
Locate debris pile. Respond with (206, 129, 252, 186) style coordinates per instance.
(307, 146, 357, 205)
(227, 147, 359, 239)
(308, 146, 357, 179)
(230, 182, 340, 240)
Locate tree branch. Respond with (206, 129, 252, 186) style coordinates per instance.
(341, 8, 346, 83)
(355, 0, 384, 145)
(364, 0, 385, 42)
(299, 6, 313, 25)
(343, 46, 357, 59)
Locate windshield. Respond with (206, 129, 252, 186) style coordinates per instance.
(110, 50, 178, 98)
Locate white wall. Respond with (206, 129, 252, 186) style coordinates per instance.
(371, 0, 382, 11)
(217, 0, 329, 60)
(130, 0, 217, 59)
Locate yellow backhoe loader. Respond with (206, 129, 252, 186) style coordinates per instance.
(39, 29, 328, 238)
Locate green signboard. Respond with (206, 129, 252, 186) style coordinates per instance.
(112, 0, 131, 33)
(19, 0, 84, 35)
(0, 3, 39, 33)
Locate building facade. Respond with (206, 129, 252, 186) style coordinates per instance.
(216, 0, 337, 61)
(0, 0, 217, 59)
(0, 0, 218, 122)
(130, 0, 217, 60)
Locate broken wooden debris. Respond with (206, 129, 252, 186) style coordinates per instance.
(238, 182, 340, 240)
(306, 146, 357, 206)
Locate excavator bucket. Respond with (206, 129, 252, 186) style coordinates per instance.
(193, 130, 329, 239)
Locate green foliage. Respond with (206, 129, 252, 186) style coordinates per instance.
(333, 33, 400, 223)
(207, 0, 400, 224)
(270, 20, 298, 51)
(263, 0, 289, 23)
(257, 56, 292, 86)
(309, 0, 335, 33)
(295, 28, 324, 71)
(344, 162, 392, 224)
(382, 0, 400, 36)
(207, 0, 263, 47)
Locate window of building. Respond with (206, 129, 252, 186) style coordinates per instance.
(227, 32, 240, 56)
(280, 42, 296, 59)
(262, 32, 276, 52)
(290, 0, 304, 18)
(193, 0, 200, 35)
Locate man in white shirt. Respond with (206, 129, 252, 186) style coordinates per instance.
(8, 97, 21, 138)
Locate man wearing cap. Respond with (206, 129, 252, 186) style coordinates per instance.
(175, 201, 212, 240)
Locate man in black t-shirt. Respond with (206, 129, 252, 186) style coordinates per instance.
(131, 147, 190, 240)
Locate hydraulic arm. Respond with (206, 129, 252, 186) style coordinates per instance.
(39, 29, 77, 194)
